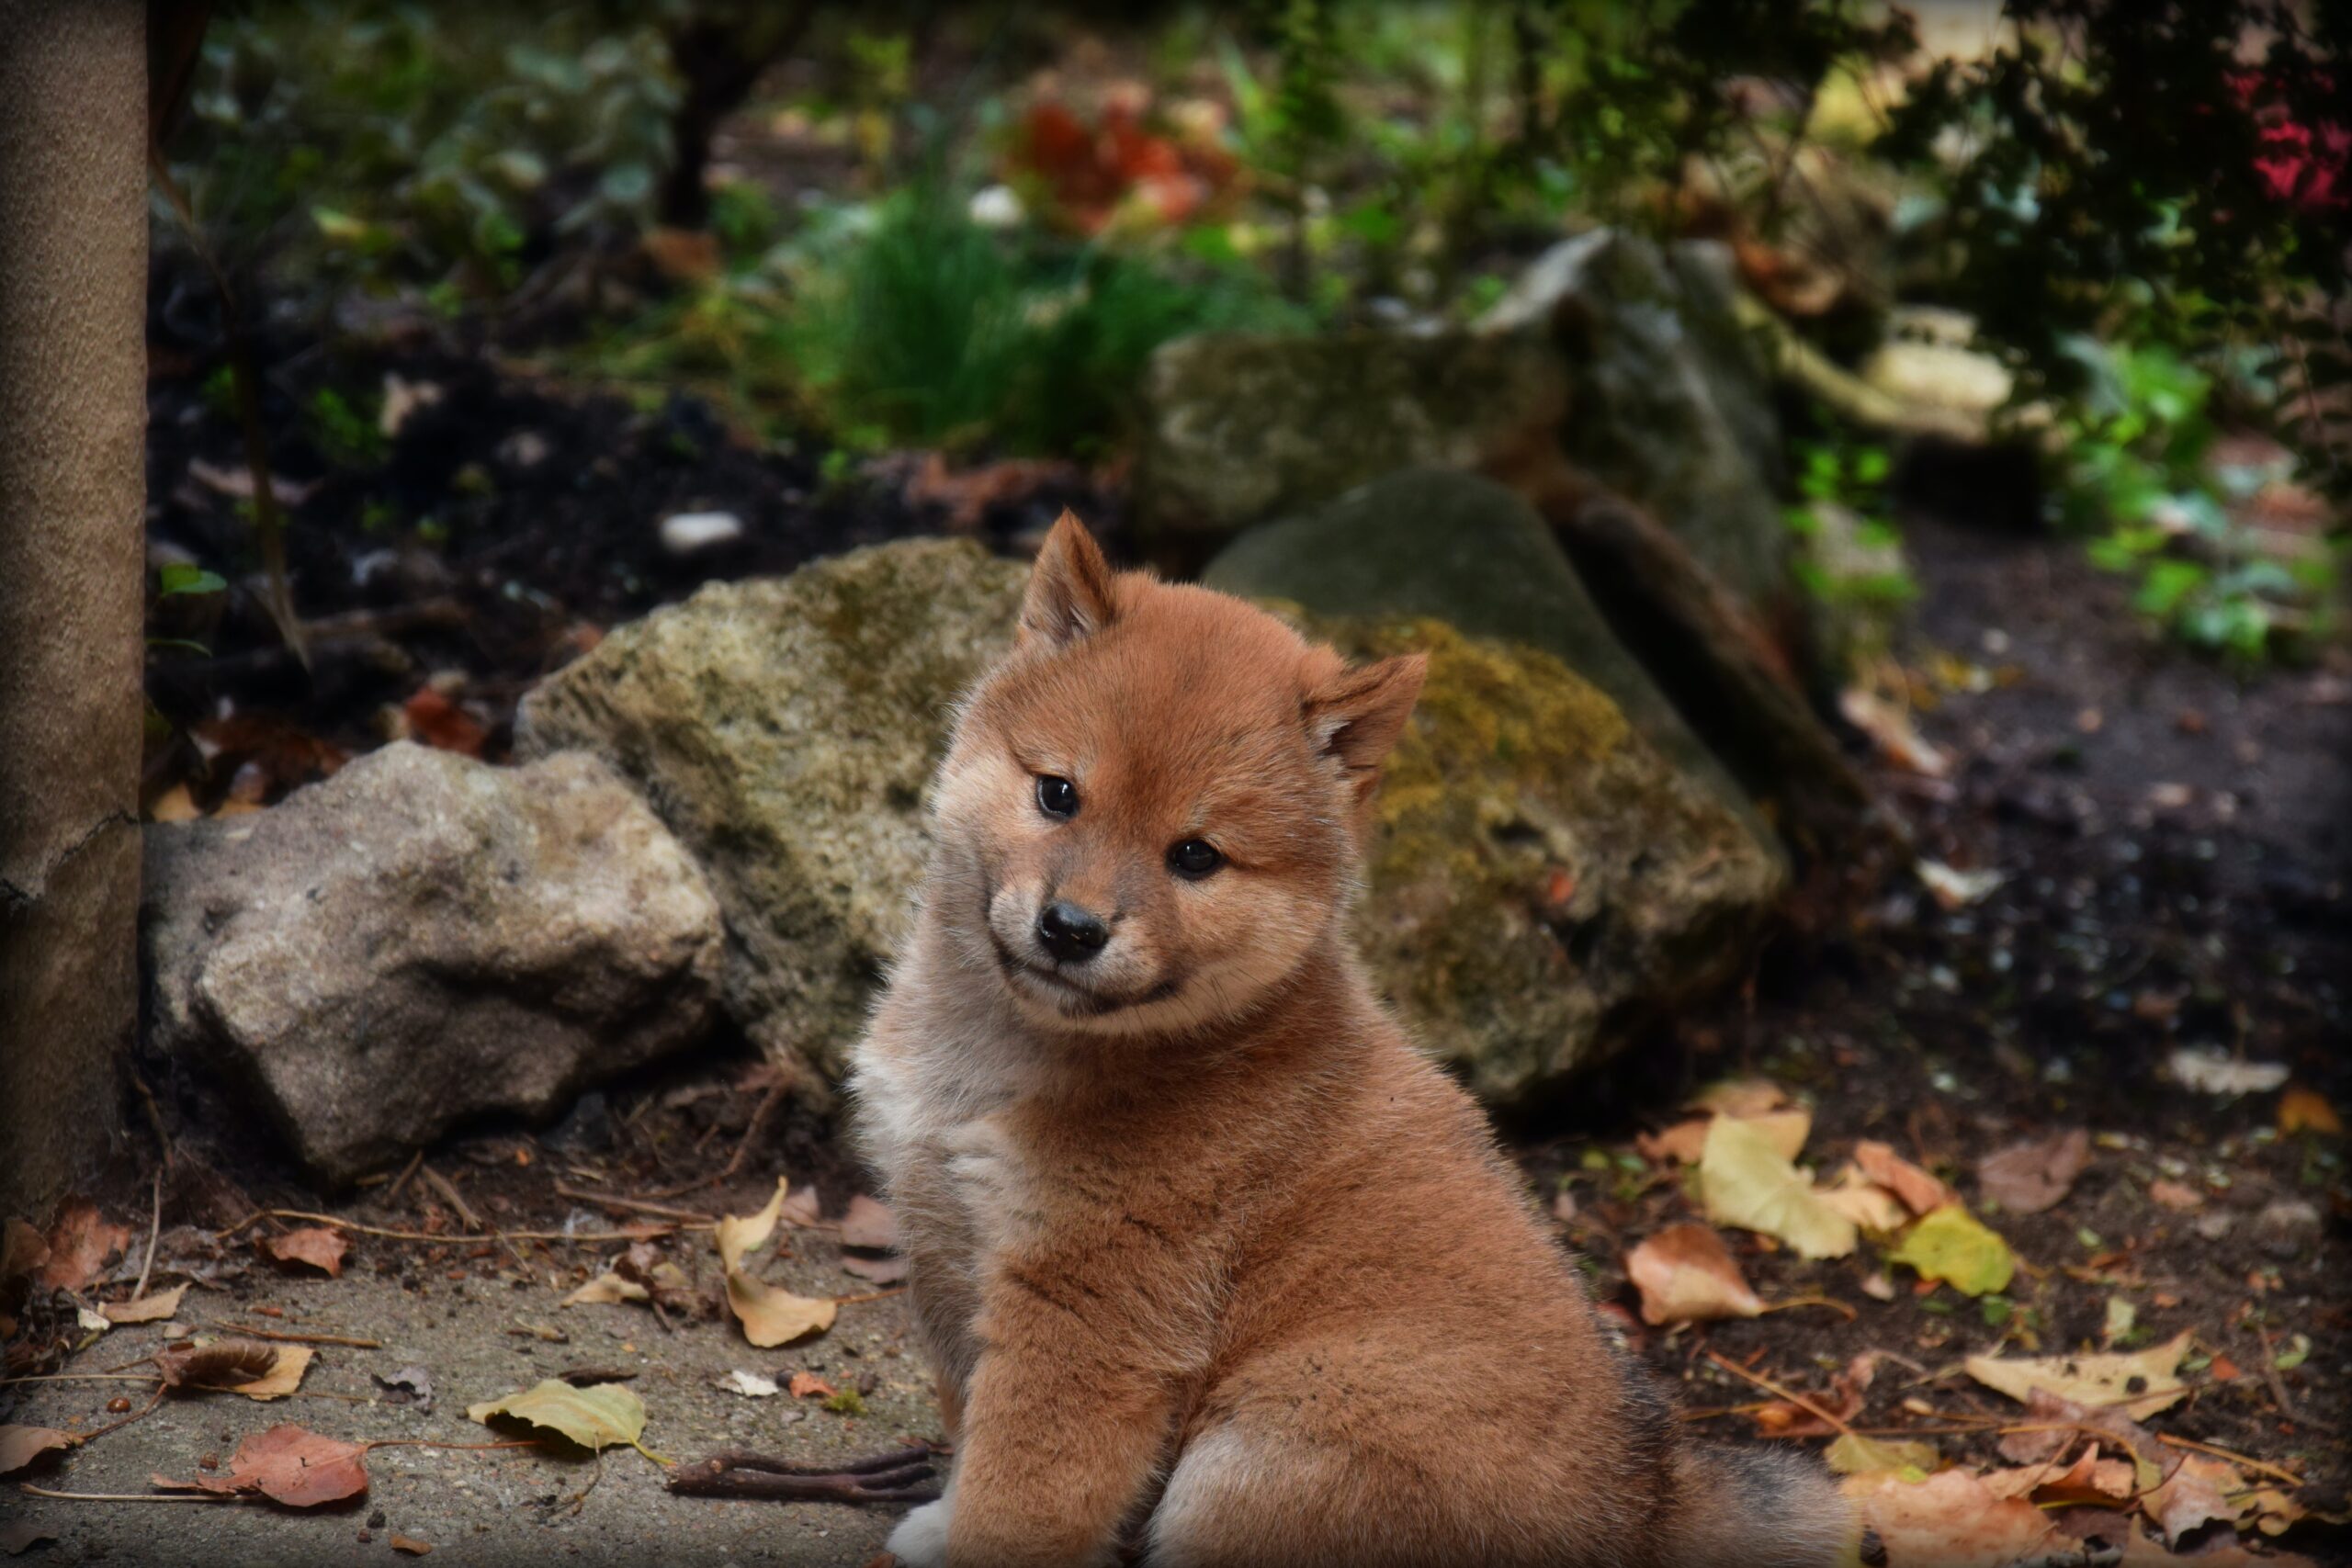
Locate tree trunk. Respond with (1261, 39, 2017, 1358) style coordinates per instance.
(0, 0, 148, 1219)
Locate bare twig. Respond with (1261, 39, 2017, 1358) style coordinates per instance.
(552, 1185, 720, 1225)
(202, 1322, 382, 1349)
(220, 1209, 686, 1244)
(382, 1149, 425, 1206)
(1703, 1351, 1857, 1439)
(130, 1170, 164, 1304)
(2154, 1434, 2306, 1485)
(418, 1165, 481, 1231)
(19, 1486, 240, 1504)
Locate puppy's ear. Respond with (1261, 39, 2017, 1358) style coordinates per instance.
(1018, 511, 1119, 652)
(1305, 652, 1427, 803)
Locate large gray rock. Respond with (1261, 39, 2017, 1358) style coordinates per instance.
(1478, 231, 1790, 615)
(143, 743, 723, 1182)
(1135, 328, 1568, 545)
(525, 533, 1780, 1111)
(1204, 468, 1765, 841)
(515, 539, 1032, 1086)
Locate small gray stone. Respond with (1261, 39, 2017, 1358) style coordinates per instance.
(143, 743, 723, 1181)
(2255, 1198, 2323, 1259)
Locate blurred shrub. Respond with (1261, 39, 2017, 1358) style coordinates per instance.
(165, 2, 678, 300)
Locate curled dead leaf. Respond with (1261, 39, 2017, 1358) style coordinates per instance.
(0, 1426, 73, 1478)
(263, 1226, 349, 1278)
(103, 1282, 190, 1324)
(1624, 1224, 1762, 1325)
(727, 1271, 836, 1348)
(156, 1338, 279, 1391)
(1853, 1141, 1953, 1216)
(39, 1199, 130, 1292)
(1975, 1127, 2090, 1214)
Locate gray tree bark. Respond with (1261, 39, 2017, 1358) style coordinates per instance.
(0, 0, 148, 1219)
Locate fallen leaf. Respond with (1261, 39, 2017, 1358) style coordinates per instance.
(2166, 1049, 2290, 1096)
(1838, 687, 1950, 777)
(1634, 1118, 1713, 1165)
(0, 1519, 57, 1555)
(718, 1178, 791, 1273)
(1687, 1077, 1788, 1118)
(787, 1371, 836, 1399)
(1843, 1468, 2055, 1568)
(2, 1217, 51, 1281)
(231, 1345, 314, 1401)
(1817, 1167, 1911, 1234)
(401, 688, 487, 758)
(717, 1369, 780, 1398)
(1624, 1224, 1763, 1325)
(727, 1271, 837, 1348)
(1975, 1127, 2091, 1214)
(838, 1195, 899, 1252)
(155, 1338, 280, 1391)
(1698, 1114, 1856, 1260)
(562, 1271, 650, 1307)
(840, 1252, 910, 1285)
(39, 1199, 130, 1291)
(2278, 1087, 2342, 1135)
(1917, 859, 2004, 909)
(373, 1366, 434, 1413)
(467, 1379, 658, 1460)
(1854, 1141, 1954, 1216)
(149, 783, 200, 822)
(0, 1426, 72, 1477)
(182, 1424, 369, 1506)
(1983, 1445, 2135, 1506)
(1996, 1389, 2169, 1483)
(2143, 1454, 2244, 1543)
(390, 1535, 434, 1556)
(104, 1282, 189, 1324)
(2148, 1179, 2203, 1212)
(264, 1226, 348, 1278)
(1825, 1432, 1937, 1478)
(1887, 1205, 2015, 1297)
(1966, 1330, 2193, 1422)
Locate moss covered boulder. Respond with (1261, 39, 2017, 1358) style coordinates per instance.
(515, 539, 1029, 1085)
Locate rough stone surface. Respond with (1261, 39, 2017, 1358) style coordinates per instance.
(525, 534, 1779, 1110)
(1204, 468, 1769, 841)
(1478, 231, 1792, 615)
(1135, 327, 1568, 543)
(515, 539, 1033, 1084)
(0, 0, 148, 1217)
(143, 743, 723, 1181)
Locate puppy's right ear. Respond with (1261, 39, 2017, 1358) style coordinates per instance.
(1018, 510, 1119, 652)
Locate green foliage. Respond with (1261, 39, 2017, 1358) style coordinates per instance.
(304, 387, 388, 468)
(1785, 433, 1917, 610)
(157, 563, 228, 600)
(166, 2, 678, 298)
(2060, 341, 2335, 660)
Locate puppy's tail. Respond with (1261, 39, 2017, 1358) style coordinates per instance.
(1657, 1444, 1860, 1568)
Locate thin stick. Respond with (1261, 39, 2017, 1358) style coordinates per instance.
(831, 1287, 908, 1307)
(383, 1149, 424, 1206)
(553, 1185, 719, 1225)
(420, 1165, 481, 1231)
(19, 1486, 240, 1504)
(130, 1170, 164, 1303)
(2154, 1434, 2306, 1485)
(233, 1210, 687, 1244)
(1757, 1295, 1859, 1323)
(1703, 1351, 1856, 1439)
(0, 1373, 170, 1386)
(203, 1322, 381, 1349)
(363, 1438, 540, 1453)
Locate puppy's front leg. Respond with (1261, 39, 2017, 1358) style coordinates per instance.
(944, 1255, 1184, 1568)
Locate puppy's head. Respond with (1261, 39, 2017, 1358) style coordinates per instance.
(932, 512, 1424, 1038)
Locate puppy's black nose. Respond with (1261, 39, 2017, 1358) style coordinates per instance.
(1036, 900, 1110, 964)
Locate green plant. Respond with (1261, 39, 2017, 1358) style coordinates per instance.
(1784, 433, 1917, 612)
(2061, 341, 2335, 660)
(304, 387, 388, 468)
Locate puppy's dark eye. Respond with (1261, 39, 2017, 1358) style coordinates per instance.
(1167, 839, 1224, 878)
(1035, 774, 1080, 818)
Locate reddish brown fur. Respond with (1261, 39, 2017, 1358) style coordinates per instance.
(851, 515, 1853, 1568)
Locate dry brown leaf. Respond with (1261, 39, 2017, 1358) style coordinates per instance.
(1838, 688, 1951, 777)
(1853, 1140, 1954, 1215)
(2, 1217, 50, 1281)
(1634, 1118, 1713, 1165)
(1975, 1127, 2091, 1214)
(0, 1426, 72, 1478)
(232, 1345, 314, 1401)
(390, 1535, 434, 1555)
(39, 1198, 130, 1291)
(1844, 1468, 2056, 1568)
(0, 1518, 58, 1556)
(1817, 1167, 1911, 1235)
(1965, 1330, 2192, 1422)
(104, 1282, 190, 1325)
(264, 1226, 348, 1278)
(2147, 1179, 2204, 1212)
(1982, 1445, 2134, 1506)
(2143, 1454, 2244, 1543)
(718, 1178, 791, 1274)
(1995, 1389, 2169, 1481)
(727, 1272, 836, 1348)
(2278, 1087, 2342, 1135)
(156, 1338, 280, 1391)
(562, 1271, 650, 1307)
(838, 1195, 899, 1252)
(1624, 1224, 1763, 1325)
(786, 1371, 836, 1399)
(159, 1424, 369, 1507)
(1687, 1077, 1789, 1118)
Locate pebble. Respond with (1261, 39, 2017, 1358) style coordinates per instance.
(661, 511, 744, 555)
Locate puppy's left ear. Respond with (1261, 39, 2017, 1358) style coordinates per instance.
(1019, 511, 1119, 652)
(1306, 652, 1427, 803)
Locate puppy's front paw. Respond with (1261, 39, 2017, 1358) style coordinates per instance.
(886, 1495, 953, 1568)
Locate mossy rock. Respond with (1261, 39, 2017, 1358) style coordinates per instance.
(1300, 613, 1783, 1104)
(515, 539, 1029, 1084)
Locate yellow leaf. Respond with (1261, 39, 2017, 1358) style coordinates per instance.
(1887, 1205, 2014, 1297)
(561, 1271, 648, 1308)
(231, 1345, 312, 1401)
(467, 1379, 661, 1461)
(1826, 1432, 1937, 1478)
(726, 1271, 837, 1348)
(2278, 1088, 2342, 1136)
(102, 1282, 189, 1324)
(718, 1177, 790, 1274)
(1687, 1077, 1788, 1118)
(1965, 1329, 2194, 1422)
(1699, 1114, 1857, 1260)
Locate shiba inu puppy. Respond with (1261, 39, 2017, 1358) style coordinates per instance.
(850, 513, 1852, 1567)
